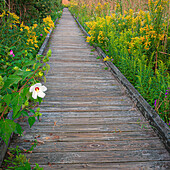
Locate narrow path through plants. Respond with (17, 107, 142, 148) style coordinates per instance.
(9, 8, 170, 169)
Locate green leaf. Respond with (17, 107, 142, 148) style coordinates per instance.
(104, 67, 108, 70)
(35, 63, 43, 70)
(2, 75, 22, 91)
(96, 56, 102, 59)
(24, 60, 35, 67)
(12, 94, 23, 119)
(15, 162, 31, 170)
(20, 87, 29, 100)
(22, 71, 34, 80)
(14, 123, 23, 135)
(14, 110, 22, 119)
(21, 110, 29, 117)
(28, 117, 36, 128)
(0, 119, 16, 145)
(29, 109, 35, 114)
(44, 76, 46, 83)
(33, 163, 43, 170)
(46, 63, 50, 74)
(38, 97, 42, 105)
(15, 51, 23, 57)
(3, 94, 11, 106)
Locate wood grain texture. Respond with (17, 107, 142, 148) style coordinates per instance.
(9, 8, 170, 169)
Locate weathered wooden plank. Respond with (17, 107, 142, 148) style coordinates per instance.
(47, 63, 103, 67)
(45, 79, 118, 84)
(38, 106, 132, 112)
(50, 48, 93, 52)
(38, 116, 145, 124)
(32, 161, 170, 170)
(43, 96, 131, 102)
(46, 67, 109, 72)
(12, 131, 159, 142)
(10, 139, 166, 152)
(23, 150, 170, 164)
(45, 89, 124, 95)
(19, 122, 151, 133)
(44, 85, 120, 89)
(46, 76, 116, 80)
(50, 46, 89, 49)
(39, 110, 141, 117)
(40, 100, 133, 106)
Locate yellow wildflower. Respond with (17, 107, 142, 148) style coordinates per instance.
(0, 10, 5, 18)
(26, 68, 31, 71)
(103, 56, 109, 61)
(39, 72, 43, 77)
(86, 36, 91, 42)
(34, 44, 39, 48)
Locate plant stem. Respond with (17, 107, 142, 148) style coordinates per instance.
(18, 66, 40, 93)
(0, 105, 8, 120)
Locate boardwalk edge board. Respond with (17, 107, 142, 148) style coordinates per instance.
(72, 14, 170, 152)
(0, 17, 59, 167)
(38, 18, 59, 56)
(0, 111, 13, 166)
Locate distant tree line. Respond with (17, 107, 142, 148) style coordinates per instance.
(0, 0, 62, 23)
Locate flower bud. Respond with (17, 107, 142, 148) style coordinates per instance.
(14, 66, 19, 70)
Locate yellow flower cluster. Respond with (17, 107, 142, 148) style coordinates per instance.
(98, 31, 105, 43)
(69, 0, 78, 8)
(43, 15, 54, 34)
(103, 56, 109, 61)
(0, 11, 20, 29)
(20, 22, 38, 48)
(0, 10, 6, 18)
(86, 16, 113, 44)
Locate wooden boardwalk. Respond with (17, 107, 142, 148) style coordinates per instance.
(10, 8, 170, 169)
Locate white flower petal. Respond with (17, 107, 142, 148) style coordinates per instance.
(29, 85, 35, 92)
(37, 91, 46, 98)
(40, 85, 47, 92)
(34, 83, 42, 87)
(32, 90, 38, 99)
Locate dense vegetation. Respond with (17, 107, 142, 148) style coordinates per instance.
(0, 0, 63, 169)
(69, 0, 170, 126)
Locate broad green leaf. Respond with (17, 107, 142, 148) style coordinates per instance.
(20, 87, 29, 100)
(14, 110, 22, 119)
(24, 60, 35, 66)
(2, 75, 22, 91)
(21, 110, 29, 117)
(28, 117, 36, 128)
(14, 123, 23, 135)
(35, 63, 43, 70)
(29, 109, 35, 114)
(3, 94, 11, 106)
(15, 162, 31, 170)
(12, 93, 23, 119)
(15, 51, 23, 57)
(0, 119, 16, 145)
(22, 71, 34, 82)
(38, 97, 42, 105)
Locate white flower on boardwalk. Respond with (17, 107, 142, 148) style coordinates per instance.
(29, 83, 47, 99)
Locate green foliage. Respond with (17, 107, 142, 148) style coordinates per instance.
(0, 119, 16, 145)
(69, 0, 170, 126)
(2, 144, 43, 169)
(0, 1, 63, 168)
(0, 4, 63, 146)
(0, 0, 63, 24)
